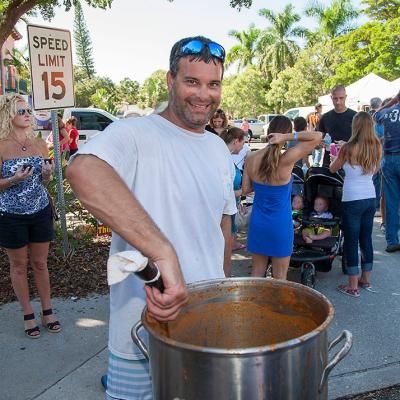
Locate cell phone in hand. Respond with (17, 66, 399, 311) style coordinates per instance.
(22, 164, 33, 171)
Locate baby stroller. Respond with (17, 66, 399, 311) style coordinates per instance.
(290, 166, 344, 288)
(292, 165, 305, 196)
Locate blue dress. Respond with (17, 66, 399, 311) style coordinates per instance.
(247, 178, 293, 257)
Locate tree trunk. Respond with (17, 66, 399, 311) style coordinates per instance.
(0, 0, 40, 49)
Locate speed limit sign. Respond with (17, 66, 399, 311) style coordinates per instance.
(27, 24, 75, 110)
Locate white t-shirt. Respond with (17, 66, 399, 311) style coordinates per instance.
(231, 143, 250, 170)
(76, 114, 237, 359)
(342, 163, 375, 202)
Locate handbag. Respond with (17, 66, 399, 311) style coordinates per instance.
(47, 192, 59, 222)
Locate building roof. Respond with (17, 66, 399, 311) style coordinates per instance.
(10, 28, 22, 41)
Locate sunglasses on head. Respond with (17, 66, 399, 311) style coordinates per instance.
(16, 108, 32, 116)
(179, 39, 225, 62)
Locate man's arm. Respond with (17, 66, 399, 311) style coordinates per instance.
(316, 114, 326, 133)
(220, 214, 232, 278)
(376, 90, 400, 113)
(66, 154, 188, 321)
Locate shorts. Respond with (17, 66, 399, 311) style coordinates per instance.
(0, 204, 54, 249)
(106, 352, 152, 400)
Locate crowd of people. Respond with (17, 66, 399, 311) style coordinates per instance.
(1, 34, 399, 400)
(204, 86, 399, 299)
(45, 115, 79, 159)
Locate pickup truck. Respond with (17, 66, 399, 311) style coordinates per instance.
(33, 106, 118, 147)
(62, 107, 118, 146)
(231, 118, 264, 139)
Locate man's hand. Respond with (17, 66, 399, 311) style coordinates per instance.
(144, 253, 188, 321)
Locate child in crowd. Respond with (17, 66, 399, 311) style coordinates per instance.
(65, 116, 79, 157)
(291, 195, 304, 231)
(302, 196, 333, 243)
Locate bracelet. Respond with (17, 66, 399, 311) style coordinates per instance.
(293, 131, 298, 140)
(7, 177, 14, 186)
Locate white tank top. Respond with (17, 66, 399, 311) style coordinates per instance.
(342, 163, 375, 202)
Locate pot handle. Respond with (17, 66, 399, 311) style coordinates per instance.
(319, 330, 353, 392)
(131, 320, 149, 361)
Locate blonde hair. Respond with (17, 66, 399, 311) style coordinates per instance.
(258, 115, 292, 182)
(340, 111, 382, 174)
(0, 94, 34, 140)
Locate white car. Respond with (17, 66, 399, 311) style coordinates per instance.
(284, 106, 315, 121)
(261, 107, 315, 142)
(232, 118, 264, 139)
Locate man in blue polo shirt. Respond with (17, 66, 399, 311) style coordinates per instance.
(374, 90, 400, 252)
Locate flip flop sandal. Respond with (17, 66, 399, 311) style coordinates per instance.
(41, 308, 62, 333)
(337, 284, 360, 298)
(24, 313, 41, 339)
(358, 281, 378, 293)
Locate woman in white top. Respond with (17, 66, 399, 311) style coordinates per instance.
(330, 112, 382, 297)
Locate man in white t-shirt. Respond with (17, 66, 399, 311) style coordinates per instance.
(67, 36, 236, 400)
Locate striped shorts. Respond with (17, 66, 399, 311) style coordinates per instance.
(106, 352, 152, 400)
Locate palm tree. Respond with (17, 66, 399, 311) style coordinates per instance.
(226, 24, 261, 72)
(257, 5, 308, 79)
(304, 0, 359, 40)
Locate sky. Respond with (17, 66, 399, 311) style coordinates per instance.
(17, 0, 362, 84)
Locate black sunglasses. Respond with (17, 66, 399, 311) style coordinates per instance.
(16, 108, 33, 116)
(179, 39, 225, 62)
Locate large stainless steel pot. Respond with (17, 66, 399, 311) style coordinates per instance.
(132, 278, 352, 400)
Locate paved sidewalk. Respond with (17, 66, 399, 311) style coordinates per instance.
(1, 218, 399, 399)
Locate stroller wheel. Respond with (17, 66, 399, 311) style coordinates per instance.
(301, 263, 316, 288)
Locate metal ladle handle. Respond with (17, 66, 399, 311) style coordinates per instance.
(131, 320, 149, 360)
(319, 330, 353, 392)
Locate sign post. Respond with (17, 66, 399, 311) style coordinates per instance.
(27, 24, 75, 257)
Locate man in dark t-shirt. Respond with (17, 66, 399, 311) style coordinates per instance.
(318, 85, 357, 167)
(374, 90, 400, 252)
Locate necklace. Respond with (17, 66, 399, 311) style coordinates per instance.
(11, 135, 29, 151)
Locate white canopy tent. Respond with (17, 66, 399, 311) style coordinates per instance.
(318, 73, 398, 111)
(390, 77, 400, 94)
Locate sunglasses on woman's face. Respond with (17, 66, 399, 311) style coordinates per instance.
(16, 108, 33, 116)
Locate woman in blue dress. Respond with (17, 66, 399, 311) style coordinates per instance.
(0, 94, 60, 338)
(242, 116, 322, 279)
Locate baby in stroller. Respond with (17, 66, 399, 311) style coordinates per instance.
(291, 195, 304, 231)
(290, 166, 344, 287)
(302, 196, 333, 243)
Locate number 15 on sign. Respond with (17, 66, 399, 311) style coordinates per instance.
(41, 72, 66, 101)
(27, 25, 75, 111)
